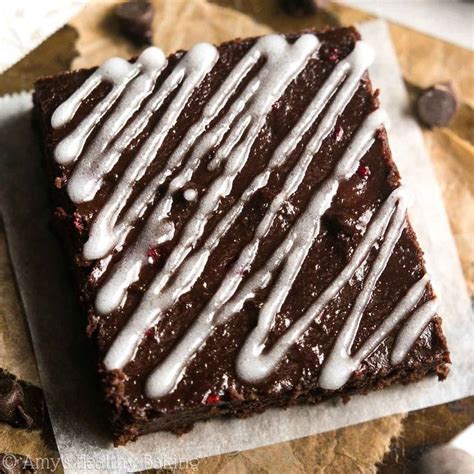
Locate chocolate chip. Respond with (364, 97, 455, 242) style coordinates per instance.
(0, 453, 36, 474)
(278, 0, 328, 16)
(0, 370, 44, 430)
(416, 81, 458, 128)
(114, 0, 154, 45)
(416, 446, 474, 474)
(0, 379, 25, 424)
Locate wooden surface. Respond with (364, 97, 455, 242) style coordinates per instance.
(380, 398, 474, 472)
(0, 1, 472, 472)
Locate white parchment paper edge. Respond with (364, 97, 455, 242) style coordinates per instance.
(0, 20, 472, 473)
(0, 0, 87, 74)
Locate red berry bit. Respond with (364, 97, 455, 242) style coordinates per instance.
(334, 125, 344, 143)
(356, 165, 371, 178)
(328, 48, 339, 62)
(145, 327, 156, 339)
(238, 267, 249, 278)
(320, 45, 341, 63)
(72, 212, 85, 234)
(147, 246, 161, 265)
(205, 393, 221, 405)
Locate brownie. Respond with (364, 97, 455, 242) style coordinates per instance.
(33, 27, 450, 445)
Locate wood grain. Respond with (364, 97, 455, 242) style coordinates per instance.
(0, 26, 78, 96)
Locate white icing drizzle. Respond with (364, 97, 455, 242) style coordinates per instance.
(66, 48, 167, 204)
(95, 217, 175, 315)
(183, 188, 197, 201)
(237, 184, 409, 385)
(319, 276, 436, 389)
(102, 34, 320, 368)
(83, 43, 219, 260)
(145, 109, 386, 397)
(53, 58, 138, 165)
(52, 56, 139, 130)
(102, 39, 372, 372)
(51, 35, 439, 398)
(97, 39, 370, 321)
(390, 298, 438, 365)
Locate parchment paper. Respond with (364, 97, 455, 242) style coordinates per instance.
(0, 20, 472, 472)
(0, 229, 59, 463)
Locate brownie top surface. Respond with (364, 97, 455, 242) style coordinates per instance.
(34, 27, 448, 419)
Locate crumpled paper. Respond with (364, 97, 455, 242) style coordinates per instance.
(183, 414, 404, 473)
(0, 0, 85, 74)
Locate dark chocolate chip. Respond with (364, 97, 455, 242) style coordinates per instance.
(416, 446, 474, 474)
(416, 82, 458, 127)
(0, 370, 44, 430)
(0, 453, 36, 474)
(114, 0, 154, 45)
(0, 378, 26, 427)
(278, 0, 328, 16)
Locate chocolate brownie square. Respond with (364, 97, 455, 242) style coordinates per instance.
(33, 27, 449, 444)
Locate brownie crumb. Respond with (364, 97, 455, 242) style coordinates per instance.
(53, 176, 65, 189)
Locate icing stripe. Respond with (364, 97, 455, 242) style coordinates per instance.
(54, 60, 139, 165)
(237, 184, 409, 385)
(103, 40, 374, 371)
(319, 275, 435, 390)
(66, 48, 167, 204)
(390, 298, 438, 365)
(94, 34, 319, 313)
